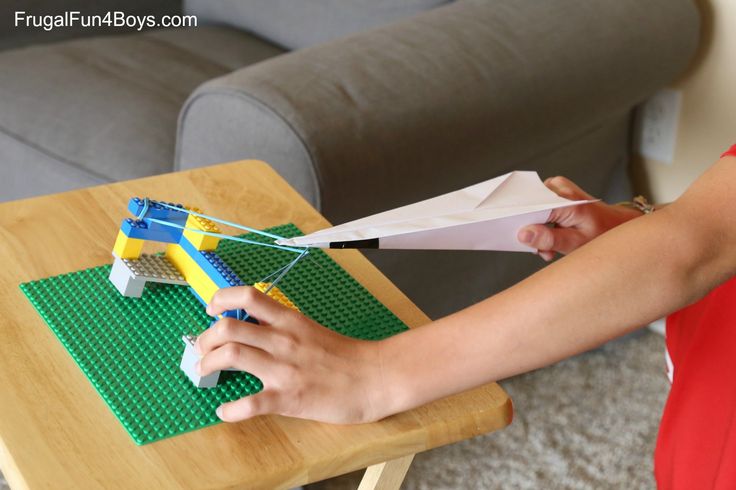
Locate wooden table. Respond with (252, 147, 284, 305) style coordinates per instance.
(0, 161, 512, 489)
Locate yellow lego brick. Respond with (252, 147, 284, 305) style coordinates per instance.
(165, 243, 219, 304)
(182, 209, 221, 251)
(112, 230, 144, 259)
(253, 282, 300, 312)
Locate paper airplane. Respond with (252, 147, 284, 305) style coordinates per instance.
(277, 171, 596, 252)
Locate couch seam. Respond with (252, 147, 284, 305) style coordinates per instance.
(175, 87, 323, 211)
(142, 29, 275, 74)
(517, 107, 633, 172)
(0, 124, 110, 183)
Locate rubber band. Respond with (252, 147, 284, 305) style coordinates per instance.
(132, 199, 310, 323)
(146, 218, 306, 254)
(136, 197, 150, 221)
(240, 249, 309, 322)
(265, 249, 309, 291)
(156, 202, 285, 241)
(257, 261, 294, 284)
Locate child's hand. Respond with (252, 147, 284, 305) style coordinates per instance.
(196, 286, 387, 424)
(517, 176, 643, 261)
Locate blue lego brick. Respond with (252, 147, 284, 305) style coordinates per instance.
(179, 237, 253, 324)
(202, 251, 246, 288)
(190, 287, 257, 326)
(222, 309, 259, 324)
(121, 218, 184, 243)
(128, 198, 188, 224)
(178, 236, 245, 289)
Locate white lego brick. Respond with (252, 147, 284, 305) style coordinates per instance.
(109, 257, 147, 297)
(180, 335, 220, 389)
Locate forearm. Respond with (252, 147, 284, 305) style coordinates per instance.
(379, 158, 736, 413)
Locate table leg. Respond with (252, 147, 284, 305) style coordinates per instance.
(357, 454, 414, 490)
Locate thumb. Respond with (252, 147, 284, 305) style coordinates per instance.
(217, 390, 281, 422)
(518, 224, 588, 255)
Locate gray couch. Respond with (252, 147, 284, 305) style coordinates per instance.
(0, 0, 699, 318)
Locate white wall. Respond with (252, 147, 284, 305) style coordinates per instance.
(634, 0, 736, 203)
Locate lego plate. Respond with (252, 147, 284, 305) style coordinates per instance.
(20, 224, 408, 445)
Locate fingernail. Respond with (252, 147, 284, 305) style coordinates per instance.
(195, 360, 202, 375)
(216, 406, 224, 419)
(194, 340, 202, 355)
(519, 230, 534, 244)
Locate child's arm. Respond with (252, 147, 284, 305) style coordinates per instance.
(197, 153, 736, 424)
(381, 154, 736, 415)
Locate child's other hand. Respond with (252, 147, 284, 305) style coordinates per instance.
(517, 176, 642, 261)
(196, 286, 387, 424)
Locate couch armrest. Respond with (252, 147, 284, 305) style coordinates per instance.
(176, 0, 698, 222)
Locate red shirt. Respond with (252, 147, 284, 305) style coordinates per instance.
(654, 144, 736, 488)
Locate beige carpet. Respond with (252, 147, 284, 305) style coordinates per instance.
(307, 330, 668, 490)
(0, 331, 667, 489)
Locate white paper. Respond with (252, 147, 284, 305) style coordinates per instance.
(278, 171, 595, 252)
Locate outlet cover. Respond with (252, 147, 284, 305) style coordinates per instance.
(635, 89, 682, 165)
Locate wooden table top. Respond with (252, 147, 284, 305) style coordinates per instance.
(0, 161, 511, 489)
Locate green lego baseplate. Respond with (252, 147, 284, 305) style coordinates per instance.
(20, 224, 408, 445)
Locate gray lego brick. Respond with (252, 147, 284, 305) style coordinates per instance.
(123, 254, 187, 284)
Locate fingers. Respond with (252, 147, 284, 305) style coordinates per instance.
(544, 176, 595, 200)
(217, 390, 281, 422)
(196, 317, 269, 355)
(207, 286, 295, 325)
(517, 224, 588, 256)
(538, 250, 556, 262)
(198, 342, 276, 379)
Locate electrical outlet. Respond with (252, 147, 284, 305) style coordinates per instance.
(635, 89, 682, 165)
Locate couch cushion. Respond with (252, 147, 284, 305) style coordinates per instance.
(184, 0, 451, 50)
(0, 26, 284, 202)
